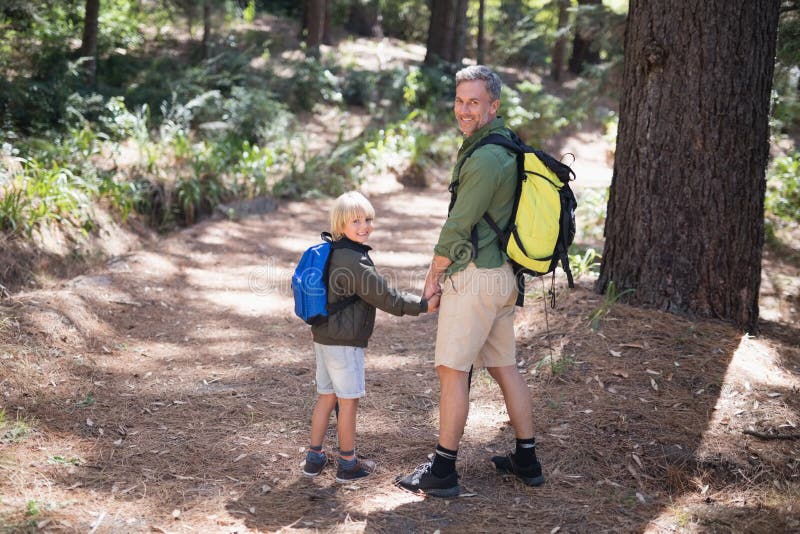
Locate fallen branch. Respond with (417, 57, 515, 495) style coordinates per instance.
(743, 429, 800, 441)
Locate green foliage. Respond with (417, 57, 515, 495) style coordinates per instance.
(589, 280, 634, 331)
(575, 187, 608, 243)
(773, 4, 800, 133)
(534, 353, 575, 376)
(285, 57, 342, 112)
(0, 408, 31, 444)
(765, 153, 800, 241)
(25, 500, 40, 517)
(493, 4, 554, 69)
(503, 81, 582, 144)
(242, 0, 257, 23)
(380, 0, 431, 42)
(402, 66, 454, 115)
(569, 247, 602, 279)
(97, 0, 146, 50)
(47, 455, 83, 466)
(766, 153, 800, 221)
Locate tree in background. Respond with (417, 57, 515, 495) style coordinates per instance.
(476, 0, 486, 64)
(202, 0, 212, 58)
(424, 0, 468, 65)
(597, 1, 781, 332)
(303, 0, 327, 53)
(568, 0, 601, 75)
(346, 0, 381, 37)
(550, 0, 570, 81)
(79, 0, 99, 85)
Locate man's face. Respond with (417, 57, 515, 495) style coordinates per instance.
(454, 79, 499, 137)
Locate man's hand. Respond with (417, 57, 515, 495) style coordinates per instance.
(424, 255, 451, 300)
(426, 292, 441, 313)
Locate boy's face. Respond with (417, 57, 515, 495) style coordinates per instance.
(342, 211, 374, 243)
(454, 79, 499, 137)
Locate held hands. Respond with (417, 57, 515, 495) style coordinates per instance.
(423, 255, 450, 314)
(423, 273, 443, 313)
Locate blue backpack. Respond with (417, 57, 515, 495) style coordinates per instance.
(292, 232, 358, 325)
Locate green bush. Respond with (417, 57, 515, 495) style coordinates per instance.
(765, 153, 800, 223)
(284, 57, 342, 112)
(503, 81, 571, 145)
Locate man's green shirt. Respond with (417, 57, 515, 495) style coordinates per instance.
(434, 118, 517, 274)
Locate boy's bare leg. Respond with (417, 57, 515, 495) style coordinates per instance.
(336, 397, 359, 458)
(309, 393, 337, 448)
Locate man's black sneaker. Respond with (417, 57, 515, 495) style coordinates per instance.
(491, 453, 544, 486)
(335, 458, 376, 483)
(395, 462, 460, 498)
(302, 452, 327, 477)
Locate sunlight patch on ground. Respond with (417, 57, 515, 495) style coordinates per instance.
(194, 224, 249, 246)
(184, 265, 289, 293)
(646, 334, 800, 533)
(369, 250, 430, 269)
(190, 288, 292, 316)
(368, 354, 417, 370)
(466, 401, 511, 437)
(348, 488, 423, 515)
(725, 334, 796, 390)
(389, 194, 449, 217)
(264, 235, 320, 255)
(127, 251, 181, 278)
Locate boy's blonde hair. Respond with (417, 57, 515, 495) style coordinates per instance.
(330, 191, 375, 240)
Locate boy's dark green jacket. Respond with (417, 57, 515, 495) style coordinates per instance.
(311, 238, 427, 347)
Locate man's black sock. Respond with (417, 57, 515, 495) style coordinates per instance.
(514, 437, 538, 467)
(431, 444, 458, 478)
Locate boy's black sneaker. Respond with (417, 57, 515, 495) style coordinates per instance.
(335, 458, 376, 483)
(491, 453, 544, 486)
(302, 452, 327, 477)
(395, 462, 460, 498)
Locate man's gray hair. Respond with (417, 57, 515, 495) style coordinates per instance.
(455, 65, 502, 101)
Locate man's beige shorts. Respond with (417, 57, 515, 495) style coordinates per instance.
(435, 262, 517, 372)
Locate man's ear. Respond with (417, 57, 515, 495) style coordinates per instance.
(490, 99, 500, 115)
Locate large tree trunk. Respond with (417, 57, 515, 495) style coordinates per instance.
(568, 0, 602, 75)
(424, 0, 468, 65)
(550, 0, 570, 81)
(597, 1, 781, 332)
(79, 0, 99, 85)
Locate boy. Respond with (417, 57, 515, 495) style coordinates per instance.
(302, 191, 439, 482)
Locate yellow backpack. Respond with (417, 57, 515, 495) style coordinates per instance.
(452, 130, 577, 306)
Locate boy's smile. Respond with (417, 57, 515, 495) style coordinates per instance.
(342, 213, 374, 243)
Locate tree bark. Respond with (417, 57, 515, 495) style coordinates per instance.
(425, 0, 468, 65)
(550, 0, 570, 81)
(201, 0, 211, 59)
(477, 0, 485, 64)
(346, 0, 381, 37)
(597, 1, 781, 332)
(304, 0, 326, 54)
(568, 0, 602, 75)
(79, 0, 99, 85)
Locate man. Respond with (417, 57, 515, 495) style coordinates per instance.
(396, 65, 544, 497)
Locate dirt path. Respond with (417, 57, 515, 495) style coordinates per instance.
(2, 185, 800, 533)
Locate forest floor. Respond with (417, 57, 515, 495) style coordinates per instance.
(2, 31, 800, 534)
(1, 174, 799, 533)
